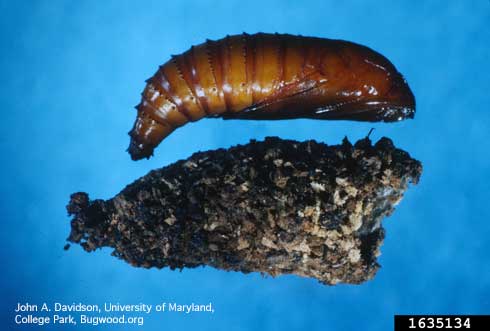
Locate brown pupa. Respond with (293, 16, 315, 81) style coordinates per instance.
(128, 33, 415, 160)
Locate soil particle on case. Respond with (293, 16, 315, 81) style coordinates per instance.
(67, 136, 421, 285)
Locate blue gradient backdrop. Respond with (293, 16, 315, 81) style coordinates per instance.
(1, 1, 489, 330)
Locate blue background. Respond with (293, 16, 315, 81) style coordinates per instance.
(1, 1, 489, 330)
